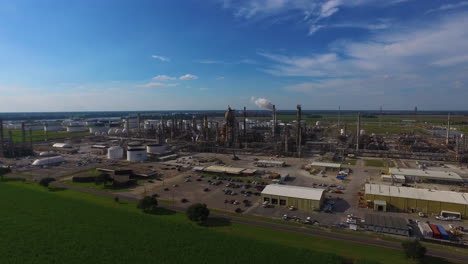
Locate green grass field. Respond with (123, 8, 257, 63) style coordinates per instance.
(364, 160, 395, 168)
(2, 129, 90, 142)
(0, 181, 454, 264)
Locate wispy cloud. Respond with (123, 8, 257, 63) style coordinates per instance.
(425, 1, 468, 14)
(152, 75, 176, 81)
(151, 55, 170, 62)
(179, 74, 198, 80)
(199, 87, 209, 91)
(216, 76, 225, 80)
(220, 0, 387, 36)
(197, 58, 257, 65)
(138, 82, 178, 88)
(257, 12, 468, 103)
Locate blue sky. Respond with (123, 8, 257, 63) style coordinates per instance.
(1, 0, 468, 111)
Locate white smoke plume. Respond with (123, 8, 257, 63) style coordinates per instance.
(252, 97, 274, 111)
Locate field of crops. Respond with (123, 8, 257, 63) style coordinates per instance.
(0, 181, 452, 264)
(2, 129, 90, 142)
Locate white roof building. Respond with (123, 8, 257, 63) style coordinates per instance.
(365, 184, 468, 205)
(310, 162, 341, 169)
(32, 156, 65, 166)
(390, 168, 463, 182)
(255, 160, 286, 167)
(261, 184, 325, 201)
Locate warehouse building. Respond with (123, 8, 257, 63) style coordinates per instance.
(193, 165, 257, 176)
(389, 168, 463, 184)
(261, 184, 325, 211)
(254, 160, 286, 167)
(364, 214, 409, 236)
(365, 184, 468, 217)
(310, 161, 341, 171)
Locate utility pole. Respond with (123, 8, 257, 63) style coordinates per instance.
(356, 113, 361, 152)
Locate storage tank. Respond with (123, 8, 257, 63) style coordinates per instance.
(127, 144, 147, 162)
(315, 121, 321, 126)
(146, 144, 168, 154)
(359, 129, 366, 136)
(107, 146, 124, 160)
(39, 151, 58, 157)
(32, 156, 65, 166)
(340, 129, 345, 135)
(53, 143, 72, 148)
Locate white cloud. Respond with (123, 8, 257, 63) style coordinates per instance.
(216, 76, 225, 80)
(197, 59, 257, 65)
(199, 87, 209, 91)
(220, 0, 385, 35)
(426, 1, 468, 14)
(431, 54, 468, 67)
(138, 82, 178, 88)
(151, 55, 170, 62)
(152, 75, 176, 81)
(179, 74, 198, 80)
(256, 12, 468, 106)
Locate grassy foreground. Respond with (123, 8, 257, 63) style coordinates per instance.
(0, 181, 450, 264)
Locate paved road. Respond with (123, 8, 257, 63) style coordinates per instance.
(52, 181, 468, 263)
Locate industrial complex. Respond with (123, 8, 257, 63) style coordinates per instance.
(2, 107, 468, 249)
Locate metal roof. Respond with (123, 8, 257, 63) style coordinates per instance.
(390, 168, 463, 182)
(364, 214, 407, 230)
(365, 184, 468, 205)
(203, 165, 246, 175)
(310, 162, 341, 168)
(256, 160, 286, 165)
(262, 184, 325, 201)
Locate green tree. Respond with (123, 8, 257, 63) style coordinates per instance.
(186, 203, 210, 224)
(137, 196, 158, 213)
(95, 173, 110, 185)
(39, 177, 55, 187)
(401, 239, 426, 262)
(0, 167, 11, 181)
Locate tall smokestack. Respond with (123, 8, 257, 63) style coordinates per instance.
(0, 119, 3, 156)
(356, 113, 361, 151)
(137, 113, 141, 135)
(338, 106, 341, 127)
(296, 105, 302, 157)
(446, 113, 451, 145)
(243, 107, 247, 145)
(272, 105, 276, 138)
(21, 122, 26, 145)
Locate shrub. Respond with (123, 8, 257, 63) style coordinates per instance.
(137, 196, 158, 213)
(186, 203, 210, 224)
(401, 239, 426, 262)
(39, 177, 55, 187)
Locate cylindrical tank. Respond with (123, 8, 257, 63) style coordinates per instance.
(108, 146, 124, 160)
(360, 129, 366, 136)
(127, 143, 147, 162)
(315, 121, 321, 126)
(340, 129, 345, 135)
(146, 144, 168, 154)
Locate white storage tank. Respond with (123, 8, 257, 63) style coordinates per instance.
(127, 144, 147, 162)
(359, 129, 366, 136)
(315, 121, 321, 126)
(32, 156, 65, 166)
(107, 146, 124, 160)
(39, 151, 58, 157)
(53, 143, 72, 148)
(146, 144, 168, 154)
(340, 129, 345, 135)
